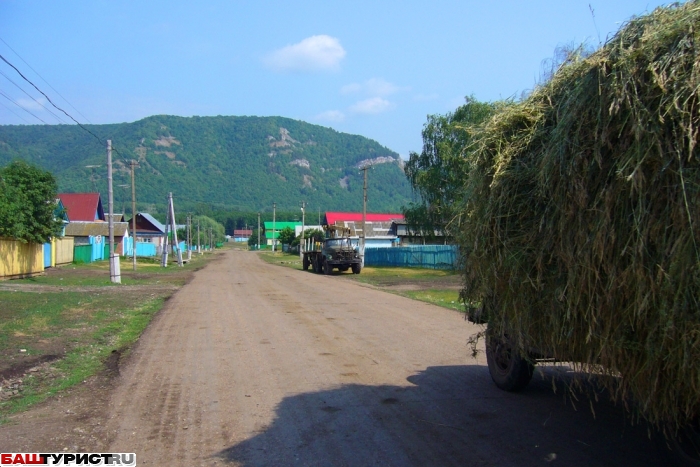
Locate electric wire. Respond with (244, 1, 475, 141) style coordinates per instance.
(0, 89, 49, 124)
(0, 53, 131, 163)
(0, 69, 67, 123)
(0, 99, 31, 124)
(0, 37, 92, 124)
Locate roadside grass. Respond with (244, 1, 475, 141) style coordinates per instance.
(0, 249, 220, 421)
(21, 255, 203, 287)
(256, 250, 465, 313)
(402, 289, 464, 312)
(258, 250, 303, 270)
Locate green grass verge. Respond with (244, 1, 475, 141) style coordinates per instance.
(402, 289, 464, 312)
(0, 292, 163, 419)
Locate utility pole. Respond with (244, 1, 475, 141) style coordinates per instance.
(257, 212, 261, 250)
(107, 140, 120, 283)
(187, 214, 192, 260)
(361, 164, 369, 268)
(300, 201, 305, 259)
(161, 194, 171, 267)
(197, 219, 201, 254)
(272, 202, 276, 252)
(130, 160, 137, 271)
(168, 193, 183, 267)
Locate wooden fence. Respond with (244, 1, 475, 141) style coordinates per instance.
(0, 238, 44, 279)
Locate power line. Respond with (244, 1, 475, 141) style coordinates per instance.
(0, 36, 92, 124)
(0, 53, 107, 144)
(0, 99, 31, 124)
(0, 90, 49, 124)
(0, 52, 131, 163)
(0, 69, 67, 123)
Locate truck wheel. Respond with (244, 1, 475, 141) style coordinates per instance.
(303, 255, 310, 271)
(485, 331, 534, 392)
(323, 259, 332, 275)
(313, 257, 321, 273)
(667, 419, 700, 467)
(352, 263, 361, 274)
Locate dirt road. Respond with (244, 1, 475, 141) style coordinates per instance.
(2, 249, 670, 465)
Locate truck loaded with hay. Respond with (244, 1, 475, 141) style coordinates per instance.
(443, 2, 700, 465)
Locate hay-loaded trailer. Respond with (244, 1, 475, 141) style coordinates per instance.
(301, 226, 362, 275)
(457, 3, 700, 465)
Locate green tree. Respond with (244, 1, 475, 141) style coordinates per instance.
(248, 228, 262, 248)
(403, 96, 499, 237)
(192, 215, 225, 247)
(0, 160, 63, 243)
(278, 226, 296, 247)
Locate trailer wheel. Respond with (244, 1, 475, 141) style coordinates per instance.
(303, 255, 310, 271)
(323, 259, 332, 275)
(352, 263, 361, 274)
(667, 419, 700, 467)
(485, 331, 534, 392)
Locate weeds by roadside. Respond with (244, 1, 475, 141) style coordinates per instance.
(0, 249, 222, 421)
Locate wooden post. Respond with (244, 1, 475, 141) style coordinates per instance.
(131, 160, 137, 271)
(107, 140, 120, 283)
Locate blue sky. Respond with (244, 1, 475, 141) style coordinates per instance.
(0, 1, 673, 158)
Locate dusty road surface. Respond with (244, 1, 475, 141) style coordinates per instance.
(2, 249, 670, 466)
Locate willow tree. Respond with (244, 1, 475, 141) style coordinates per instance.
(403, 97, 499, 238)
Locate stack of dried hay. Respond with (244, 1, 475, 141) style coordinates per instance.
(459, 1, 700, 430)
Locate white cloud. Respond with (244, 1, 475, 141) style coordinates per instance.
(263, 35, 345, 72)
(16, 97, 47, 111)
(341, 78, 406, 96)
(315, 110, 345, 122)
(349, 97, 392, 114)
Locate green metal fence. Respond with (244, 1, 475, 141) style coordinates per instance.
(73, 245, 92, 264)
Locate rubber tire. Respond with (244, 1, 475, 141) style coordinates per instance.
(485, 331, 534, 392)
(303, 255, 310, 271)
(352, 263, 361, 274)
(323, 259, 332, 275)
(312, 256, 321, 274)
(666, 419, 700, 467)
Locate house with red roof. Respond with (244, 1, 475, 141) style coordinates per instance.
(57, 193, 105, 222)
(323, 212, 404, 248)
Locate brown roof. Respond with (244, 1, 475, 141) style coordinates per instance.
(64, 222, 128, 237)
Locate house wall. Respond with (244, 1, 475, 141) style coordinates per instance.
(0, 238, 44, 279)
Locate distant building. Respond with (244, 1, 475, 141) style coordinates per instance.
(128, 213, 166, 252)
(233, 229, 253, 242)
(57, 193, 105, 221)
(263, 221, 301, 248)
(324, 212, 404, 248)
(390, 221, 449, 246)
(64, 221, 130, 255)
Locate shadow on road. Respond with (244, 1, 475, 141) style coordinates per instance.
(215, 365, 669, 466)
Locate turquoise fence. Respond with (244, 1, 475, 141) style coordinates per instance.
(136, 242, 157, 257)
(43, 242, 52, 268)
(122, 238, 157, 257)
(364, 245, 457, 269)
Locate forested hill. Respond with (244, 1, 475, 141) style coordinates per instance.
(0, 115, 413, 213)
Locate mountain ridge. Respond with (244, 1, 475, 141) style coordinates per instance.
(0, 115, 414, 213)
